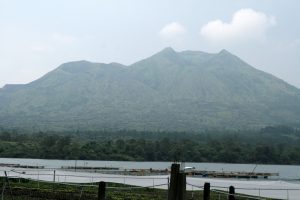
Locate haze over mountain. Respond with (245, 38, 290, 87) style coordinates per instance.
(1, 48, 300, 131)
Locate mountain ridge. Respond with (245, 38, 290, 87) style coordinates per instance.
(1, 48, 300, 131)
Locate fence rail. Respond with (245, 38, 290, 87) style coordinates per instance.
(2, 164, 300, 199)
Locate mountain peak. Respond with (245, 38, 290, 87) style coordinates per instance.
(218, 49, 232, 56)
(58, 60, 96, 73)
(162, 46, 175, 51)
(219, 49, 230, 53)
(157, 47, 177, 56)
(60, 60, 92, 67)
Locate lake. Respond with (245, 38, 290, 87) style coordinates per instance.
(0, 158, 300, 180)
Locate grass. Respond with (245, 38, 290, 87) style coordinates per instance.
(0, 177, 273, 200)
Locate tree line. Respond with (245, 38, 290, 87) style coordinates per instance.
(0, 126, 300, 164)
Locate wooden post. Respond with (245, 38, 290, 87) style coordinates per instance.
(203, 182, 210, 200)
(4, 171, 13, 200)
(168, 163, 180, 200)
(178, 172, 186, 200)
(98, 181, 106, 200)
(168, 163, 187, 200)
(53, 170, 56, 182)
(228, 186, 235, 200)
(52, 170, 56, 191)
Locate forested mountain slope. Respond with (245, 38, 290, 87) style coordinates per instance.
(1, 48, 300, 131)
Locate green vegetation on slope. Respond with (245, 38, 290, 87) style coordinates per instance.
(0, 126, 300, 164)
(0, 48, 300, 131)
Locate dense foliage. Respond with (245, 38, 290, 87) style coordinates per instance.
(0, 126, 300, 164)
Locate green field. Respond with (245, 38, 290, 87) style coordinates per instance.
(0, 177, 273, 200)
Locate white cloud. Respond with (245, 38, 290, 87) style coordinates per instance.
(200, 9, 276, 43)
(159, 22, 186, 40)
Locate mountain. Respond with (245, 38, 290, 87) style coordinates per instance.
(1, 48, 300, 131)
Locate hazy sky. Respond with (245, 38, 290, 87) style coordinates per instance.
(0, 0, 300, 88)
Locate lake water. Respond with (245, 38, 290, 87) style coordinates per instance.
(1, 158, 300, 180)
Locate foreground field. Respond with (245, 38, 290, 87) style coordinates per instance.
(0, 178, 271, 200)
